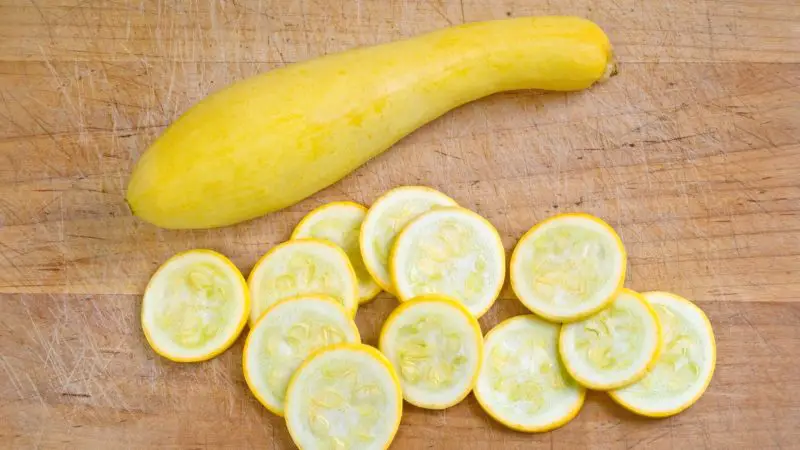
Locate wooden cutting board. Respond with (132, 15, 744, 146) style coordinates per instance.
(1, 0, 799, 448)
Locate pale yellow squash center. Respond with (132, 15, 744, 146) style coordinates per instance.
(155, 263, 236, 348)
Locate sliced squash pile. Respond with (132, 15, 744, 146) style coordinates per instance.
(141, 188, 716, 445)
(502, 214, 715, 427)
(360, 186, 458, 294)
(243, 294, 361, 415)
(608, 291, 716, 417)
(292, 202, 382, 304)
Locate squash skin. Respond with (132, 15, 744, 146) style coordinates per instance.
(126, 16, 613, 229)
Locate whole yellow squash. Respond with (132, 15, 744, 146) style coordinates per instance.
(126, 16, 614, 229)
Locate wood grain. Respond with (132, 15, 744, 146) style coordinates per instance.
(1, 0, 799, 448)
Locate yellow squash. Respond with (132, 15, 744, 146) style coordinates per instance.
(126, 16, 614, 229)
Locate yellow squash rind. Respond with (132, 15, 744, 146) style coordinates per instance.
(127, 17, 613, 229)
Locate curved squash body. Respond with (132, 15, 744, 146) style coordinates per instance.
(126, 16, 613, 229)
